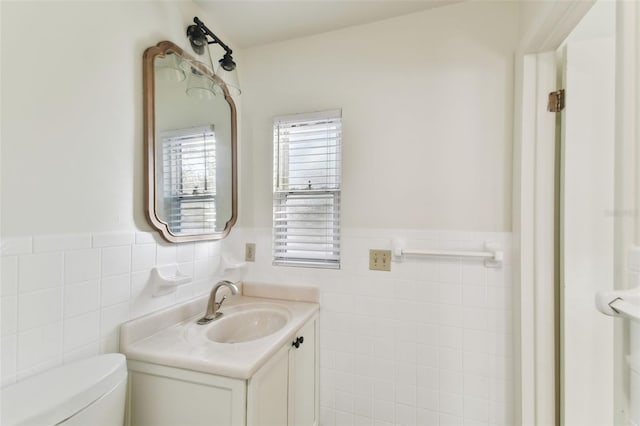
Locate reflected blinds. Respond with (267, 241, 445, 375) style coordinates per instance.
(161, 125, 216, 234)
(273, 110, 342, 268)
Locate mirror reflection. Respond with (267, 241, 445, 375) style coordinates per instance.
(144, 41, 237, 242)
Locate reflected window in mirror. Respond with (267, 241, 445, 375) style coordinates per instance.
(144, 41, 237, 243)
(159, 125, 216, 235)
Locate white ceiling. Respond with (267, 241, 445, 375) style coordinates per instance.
(195, 1, 465, 48)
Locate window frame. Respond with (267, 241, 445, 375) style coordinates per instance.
(272, 110, 342, 269)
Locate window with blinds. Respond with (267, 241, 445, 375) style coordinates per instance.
(160, 125, 216, 235)
(273, 110, 342, 268)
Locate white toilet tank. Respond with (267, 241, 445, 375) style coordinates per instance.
(1, 353, 127, 426)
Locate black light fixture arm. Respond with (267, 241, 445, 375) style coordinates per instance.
(187, 17, 236, 72)
(192, 17, 232, 56)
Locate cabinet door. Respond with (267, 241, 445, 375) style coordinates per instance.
(247, 345, 289, 426)
(288, 318, 318, 426)
(126, 362, 246, 426)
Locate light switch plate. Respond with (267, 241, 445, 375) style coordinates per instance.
(369, 249, 391, 271)
(245, 243, 256, 262)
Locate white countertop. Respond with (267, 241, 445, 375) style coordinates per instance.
(120, 284, 319, 380)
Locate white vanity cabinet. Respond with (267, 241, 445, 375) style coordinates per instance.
(287, 318, 318, 426)
(126, 361, 247, 426)
(247, 317, 318, 426)
(125, 315, 318, 426)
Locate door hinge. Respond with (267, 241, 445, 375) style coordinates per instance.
(548, 89, 565, 112)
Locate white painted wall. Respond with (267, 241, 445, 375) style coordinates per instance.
(239, 1, 517, 232)
(228, 3, 519, 424)
(517, 0, 596, 53)
(0, 0, 238, 384)
(0, 1, 234, 237)
(518, 1, 557, 49)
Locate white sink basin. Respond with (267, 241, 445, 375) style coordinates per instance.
(185, 303, 292, 344)
(206, 305, 291, 343)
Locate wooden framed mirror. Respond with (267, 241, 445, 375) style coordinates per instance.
(143, 41, 237, 243)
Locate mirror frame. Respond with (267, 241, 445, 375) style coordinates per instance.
(143, 41, 238, 243)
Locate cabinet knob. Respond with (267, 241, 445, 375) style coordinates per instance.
(292, 336, 304, 348)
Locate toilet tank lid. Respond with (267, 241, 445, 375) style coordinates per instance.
(1, 353, 127, 426)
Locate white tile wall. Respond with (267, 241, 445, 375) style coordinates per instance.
(0, 232, 225, 387)
(224, 227, 514, 426)
(2, 227, 514, 426)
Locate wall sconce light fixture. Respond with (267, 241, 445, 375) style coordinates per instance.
(187, 17, 240, 95)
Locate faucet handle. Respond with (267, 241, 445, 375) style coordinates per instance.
(216, 294, 228, 309)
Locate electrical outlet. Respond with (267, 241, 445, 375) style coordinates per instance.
(245, 243, 256, 262)
(369, 249, 392, 271)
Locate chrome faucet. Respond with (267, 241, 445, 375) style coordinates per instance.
(197, 280, 239, 325)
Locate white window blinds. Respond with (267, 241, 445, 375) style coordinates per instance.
(273, 110, 342, 268)
(160, 125, 216, 235)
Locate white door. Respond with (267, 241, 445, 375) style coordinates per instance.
(561, 1, 639, 424)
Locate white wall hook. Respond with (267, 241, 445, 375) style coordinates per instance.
(151, 265, 191, 297)
(219, 255, 248, 282)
